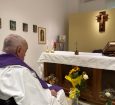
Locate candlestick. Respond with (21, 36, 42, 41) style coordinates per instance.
(46, 45, 49, 53)
(51, 47, 54, 53)
(75, 41, 79, 55)
(50, 40, 55, 53)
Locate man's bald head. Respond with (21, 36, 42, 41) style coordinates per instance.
(3, 34, 28, 60)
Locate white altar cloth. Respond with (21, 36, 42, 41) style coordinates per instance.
(37, 51, 115, 71)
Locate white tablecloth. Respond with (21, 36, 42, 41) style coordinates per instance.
(37, 51, 115, 71)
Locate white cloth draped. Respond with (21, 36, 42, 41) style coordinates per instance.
(0, 65, 68, 105)
(37, 51, 115, 71)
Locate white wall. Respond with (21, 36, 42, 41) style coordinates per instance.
(106, 0, 115, 8)
(66, 0, 115, 13)
(0, 0, 67, 73)
(66, 0, 80, 14)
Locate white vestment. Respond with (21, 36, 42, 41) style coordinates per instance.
(0, 65, 68, 105)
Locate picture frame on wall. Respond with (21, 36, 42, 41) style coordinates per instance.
(23, 23, 28, 32)
(10, 20, 16, 30)
(33, 25, 37, 33)
(38, 27, 46, 44)
(0, 18, 1, 29)
(58, 35, 66, 42)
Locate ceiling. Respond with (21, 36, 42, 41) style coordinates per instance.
(66, 0, 115, 13)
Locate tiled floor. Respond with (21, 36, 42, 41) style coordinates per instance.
(67, 97, 96, 105)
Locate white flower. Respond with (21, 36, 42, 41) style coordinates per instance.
(83, 74, 89, 80)
(105, 92, 111, 97)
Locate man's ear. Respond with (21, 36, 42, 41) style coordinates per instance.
(16, 46, 21, 56)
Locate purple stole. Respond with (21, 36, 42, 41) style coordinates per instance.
(0, 53, 62, 92)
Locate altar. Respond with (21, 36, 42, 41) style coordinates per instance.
(38, 51, 115, 105)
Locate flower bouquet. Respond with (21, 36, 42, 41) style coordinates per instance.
(65, 66, 89, 105)
(100, 88, 115, 105)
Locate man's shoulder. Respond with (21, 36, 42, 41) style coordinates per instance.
(0, 65, 29, 73)
(0, 65, 32, 81)
(5, 65, 28, 70)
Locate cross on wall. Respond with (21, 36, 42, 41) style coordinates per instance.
(96, 11, 108, 32)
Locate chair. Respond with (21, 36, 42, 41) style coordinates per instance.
(0, 97, 17, 105)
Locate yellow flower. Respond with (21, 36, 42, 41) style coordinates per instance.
(69, 88, 77, 99)
(69, 88, 80, 99)
(71, 75, 82, 87)
(65, 75, 72, 83)
(65, 74, 82, 88)
(69, 67, 79, 75)
(65, 66, 88, 99)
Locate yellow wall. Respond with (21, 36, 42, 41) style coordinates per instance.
(68, 8, 115, 52)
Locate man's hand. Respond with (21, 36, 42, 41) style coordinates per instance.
(50, 89, 57, 97)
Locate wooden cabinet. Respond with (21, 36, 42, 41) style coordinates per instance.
(44, 62, 115, 105)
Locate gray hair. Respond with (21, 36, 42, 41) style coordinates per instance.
(2, 34, 27, 54)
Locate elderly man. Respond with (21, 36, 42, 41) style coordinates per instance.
(0, 34, 68, 105)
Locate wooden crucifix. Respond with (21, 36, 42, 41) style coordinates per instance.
(96, 11, 108, 32)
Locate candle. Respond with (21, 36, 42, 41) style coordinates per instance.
(46, 40, 49, 53)
(51, 40, 54, 47)
(51, 40, 54, 53)
(76, 41, 77, 49)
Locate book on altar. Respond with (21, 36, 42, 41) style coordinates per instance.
(103, 41, 115, 56)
